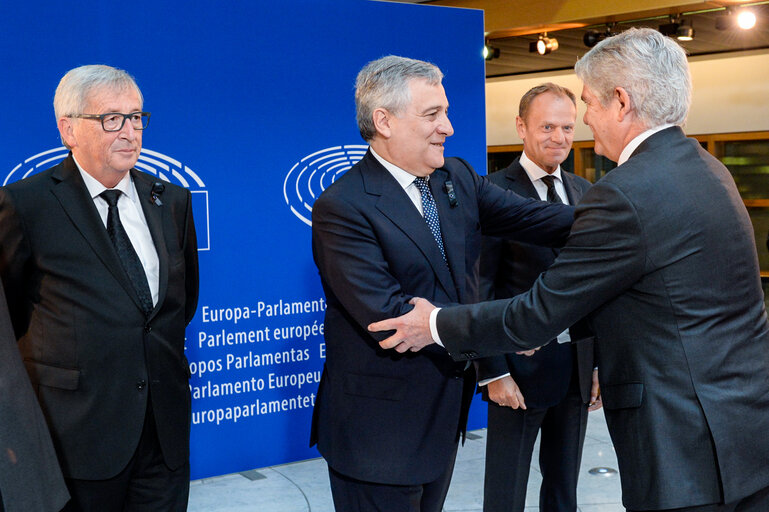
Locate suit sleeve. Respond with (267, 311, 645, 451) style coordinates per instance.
(476, 232, 511, 381)
(182, 190, 199, 325)
(438, 180, 647, 360)
(470, 167, 575, 248)
(312, 193, 427, 343)
(0, 188, 33, 338)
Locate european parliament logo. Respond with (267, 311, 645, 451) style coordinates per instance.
(283, 145, 368, 226)
(4, 147, 211, 251)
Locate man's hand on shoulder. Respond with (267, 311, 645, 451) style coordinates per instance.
(369, 297, 436, 353)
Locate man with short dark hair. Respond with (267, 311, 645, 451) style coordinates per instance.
(372, 29, 769, 512)
(478, 83, 598, 512)
(0, 64, 199, 511)
(311, 55, 575, 512)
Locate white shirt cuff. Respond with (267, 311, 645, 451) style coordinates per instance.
(429, 307, 443, 347)
(478, 373, 511, 387)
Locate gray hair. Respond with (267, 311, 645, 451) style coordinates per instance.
(355, 55, 443, 142)
(54, 64, 143, 121)
(574, 27, 691, 128)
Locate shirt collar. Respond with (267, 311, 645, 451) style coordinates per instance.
(519, 151, 562, 183)
(73, 154, 134, 200)
(370, 146, 428, 190)
(617, 123, 675, 165)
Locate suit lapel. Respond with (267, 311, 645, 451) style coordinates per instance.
(50, 156, 145, 313)
(132, 170, 168, 320)
(361, 152, 458, 303)
(430, 169, 464, 301)
(505, 160, 539, 199)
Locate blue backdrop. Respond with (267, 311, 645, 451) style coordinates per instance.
(0, 0, 487, 479)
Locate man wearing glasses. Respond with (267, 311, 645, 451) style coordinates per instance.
(0, 65, 199, 511)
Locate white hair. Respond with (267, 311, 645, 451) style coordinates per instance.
(574, 27, 691, 128)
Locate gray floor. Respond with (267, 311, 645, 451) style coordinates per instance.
(189, 408, 623, 511)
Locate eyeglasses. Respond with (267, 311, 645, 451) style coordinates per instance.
(69, 111, 151, 132)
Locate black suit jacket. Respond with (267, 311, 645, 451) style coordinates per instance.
(0, 279, 69, 511)
(0, 154, 199, 480)
(310, 150, 574, 485)
(478, 159, 593, 408)
(436, 128, 769, 510)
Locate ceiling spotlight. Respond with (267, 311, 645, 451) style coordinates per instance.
(483, 44, 500, 61)
(529, 34, 559, 55)
(584, 24, 617, 48)
(715, 10, 732, 31)
(737, 9, 757, 30)
(676, 22, 695, 41)
(583, 30, 604, 47)
(658, 16, 680, 37)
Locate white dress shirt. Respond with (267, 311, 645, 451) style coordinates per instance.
(74, 156, 160, 306)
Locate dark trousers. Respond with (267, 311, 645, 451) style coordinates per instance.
(328, 443, 458, 512)
(61, 404, 189, 512)
(483, 374, 588, 512)
(629, 484, 769, 512)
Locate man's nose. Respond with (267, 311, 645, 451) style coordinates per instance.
(439, 114, 454, 137)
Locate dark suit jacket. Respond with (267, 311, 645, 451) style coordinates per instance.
(437, 127, 769, 510)
(0, 279, 69, 511)
(478, 159, 593, 408)
(310, 150, 574, 485)
(0, 154, 199, 480)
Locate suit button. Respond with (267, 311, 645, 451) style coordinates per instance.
(136, 379, 147, 391)
(463, 351, 478, 358)
(144, 325, 152, 333)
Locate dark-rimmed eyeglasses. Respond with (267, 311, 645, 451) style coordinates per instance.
(69, 111, 151, 132)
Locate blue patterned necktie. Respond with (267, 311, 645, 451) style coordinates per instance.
(100, 189, 154, 316)
(413, 177, 447, 264)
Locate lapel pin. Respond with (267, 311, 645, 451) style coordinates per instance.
(150, 182, 165, 206)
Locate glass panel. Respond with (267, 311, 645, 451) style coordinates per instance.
(487, 151, 521, 174)
(714, 139, 769, 200)
(751, 206, 769, 274)
(580, 148, 616, 183)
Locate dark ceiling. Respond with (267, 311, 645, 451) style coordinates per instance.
(485, 4, 769, 77)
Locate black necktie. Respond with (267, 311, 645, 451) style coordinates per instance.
(100, 190, 154, 316)
(413, 177, 447, 264)
(541, 175, 564, 204)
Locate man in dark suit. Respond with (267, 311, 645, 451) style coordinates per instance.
(0, 278, 69, 512)
(478, 83, 598, 512)
(311, 55, 575, 512)
(372, 29, 769, 512)
(0, 65, 199, 511)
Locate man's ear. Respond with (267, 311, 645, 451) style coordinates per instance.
(615, 87, 633, 123)
(372, 108, 392, 139)
(515, 115, 527, 141)
(58, 117, 78, 148)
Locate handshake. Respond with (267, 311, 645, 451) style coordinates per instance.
(368, 297, 539, 357)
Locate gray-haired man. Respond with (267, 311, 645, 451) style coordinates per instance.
(373, 28, 769, 512)
(0, 65, 199, 511)
(311, 55, 575, 512)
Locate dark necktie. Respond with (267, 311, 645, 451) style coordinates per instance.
(541, 175, 564, 204)
(100, 189, 154, 316)
(413, 177, 447, 264)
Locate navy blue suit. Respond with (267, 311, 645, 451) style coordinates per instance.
(311, 150, 574, 511)
(478, 159, 593, 512)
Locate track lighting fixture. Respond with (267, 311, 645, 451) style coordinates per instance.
(483, 43, 500, 61)
(529, 34, 559, 55)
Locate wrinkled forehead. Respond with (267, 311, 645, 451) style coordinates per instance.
(83, 83, 143, 110)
